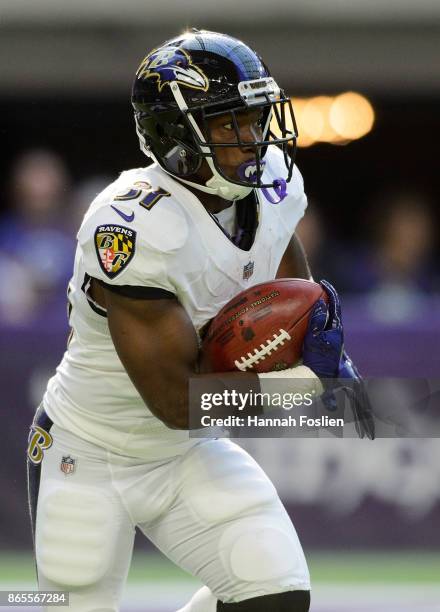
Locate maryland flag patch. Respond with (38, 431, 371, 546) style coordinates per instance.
(94, 225, 136, 279)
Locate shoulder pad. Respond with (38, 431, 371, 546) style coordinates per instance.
(78, 168, 189, 254)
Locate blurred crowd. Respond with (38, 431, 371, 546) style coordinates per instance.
(0, 148, 438, 328)
(298, 189, 439, 323)
(0, 150, 109, 326)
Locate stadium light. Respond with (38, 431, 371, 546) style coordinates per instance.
(285, 92, 375, 147)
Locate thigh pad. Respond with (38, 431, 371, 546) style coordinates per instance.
(36, 486, 115, 587)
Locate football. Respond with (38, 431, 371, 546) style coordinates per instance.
(199, 278, 326, 374)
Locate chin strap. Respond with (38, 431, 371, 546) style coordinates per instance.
(172, 166, 288, 204)
(204, 172, 253, 200)
(171, 172, 253, 201)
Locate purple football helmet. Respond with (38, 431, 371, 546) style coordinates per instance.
(132, 29, 298, 201)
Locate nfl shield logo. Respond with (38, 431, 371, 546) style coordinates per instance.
(242, 261, 255, 280)
(60, 455, 76, 475)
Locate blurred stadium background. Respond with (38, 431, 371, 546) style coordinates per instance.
(1, 0, 440, 610)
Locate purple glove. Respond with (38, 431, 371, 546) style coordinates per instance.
(303, 280, 375, 440)
(302, 280, 344, 379)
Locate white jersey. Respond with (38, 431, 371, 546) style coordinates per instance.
(43, 148, 308, 459)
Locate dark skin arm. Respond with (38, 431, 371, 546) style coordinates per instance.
(98, 285, 258, 429)
(276, 232, 312, 280)
(92, 231, 310, 430)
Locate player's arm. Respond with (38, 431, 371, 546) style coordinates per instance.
(101, 281, 373, 436)
(102, 288, 259, 430)
(276, 232, 312, 280)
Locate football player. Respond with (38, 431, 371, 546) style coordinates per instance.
(27, 30, 373, 612)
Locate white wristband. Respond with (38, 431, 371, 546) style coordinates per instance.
(258, 365, 324, 397)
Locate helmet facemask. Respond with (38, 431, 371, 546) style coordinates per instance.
(160, 77, 298, 202)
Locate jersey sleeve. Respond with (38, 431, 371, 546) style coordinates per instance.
(76, 176, 188, 296)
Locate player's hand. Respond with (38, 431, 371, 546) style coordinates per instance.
(302, 279, 344, 379)
(303, 280, 375, 440)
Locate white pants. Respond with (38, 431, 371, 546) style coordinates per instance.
(31, 424, 310, 611)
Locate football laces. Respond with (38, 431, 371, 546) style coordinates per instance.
(234, 328, 291, 371)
